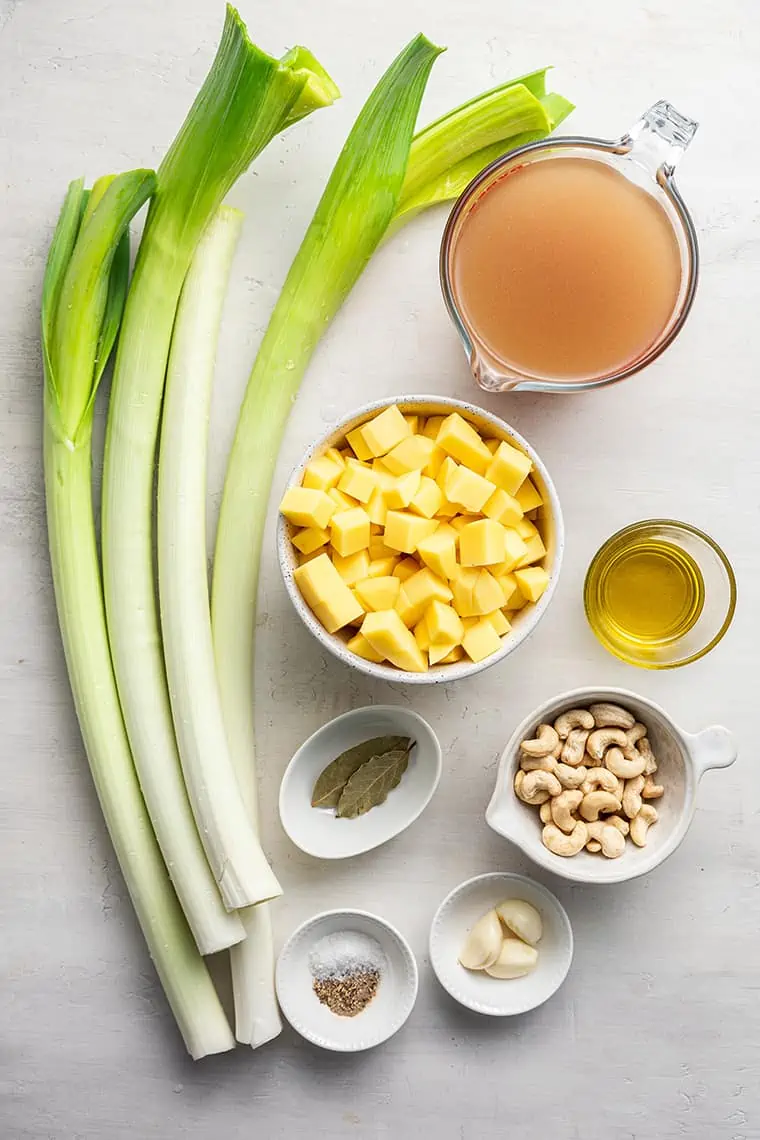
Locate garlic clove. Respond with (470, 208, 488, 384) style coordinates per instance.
(458, 909, 502, 970)
(495, 898, 543, 946)
(485, 938, 538, 979)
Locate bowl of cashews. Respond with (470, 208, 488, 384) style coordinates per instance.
(485, 686, 738, 884)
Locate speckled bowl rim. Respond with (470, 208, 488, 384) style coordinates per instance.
(277, 395, 565, 684)
(275, 908, 419, 1052)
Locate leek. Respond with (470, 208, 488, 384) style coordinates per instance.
(43, 173, 235, 1059)
(101, 7, 337, 912)
(212, 47, 572, 1043)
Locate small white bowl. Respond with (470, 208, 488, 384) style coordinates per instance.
(429, 872, 573, 1016)
(276, 909, 418, 1051)
(279, 705, 441, 859)
(277, 395, 564, 685)
(486, 686, 738, 885)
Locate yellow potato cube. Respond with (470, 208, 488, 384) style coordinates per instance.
(450, 567, 480, 617)
(303, 455, 343, 492)
(515, 517, 539, 539)
(345, 426, 374, 462)
(482, 487, 524, 528)
(445, 464, 497, 514)
(473, 569, 508, 616)
(292, 526, 330, 555)
(459, 519, 507, 567)
(366, 487, 388, 527)
(438, 644, 465, 664)
(410, 476, 444, 520)
(370, 460, 396, 492)
(337, 458, 377, 504)
(332, 549, 371, 586)
(294, 554, 364, 633)
(383, 510, 438, 554)
(462, 617, 502, 663)
(436, 456, 459, 492)
(280, 487, 335, 530)
(385, 470, 422, 510)
(361, 610, 428, 672)
(348, 589, 368, 620)
(416, 529, 457, 581)
(328, 487, 358, 511)
(514, 566, 550, 602)
(325, 446, 346, 470)
(423, 444, 446, 480)
(354, 575, 401, 611)
(297, 548, 326, 566)
(423, 415, 445, 440)
(359, 405, 411, 457)
(484, 609, 511, 636)
(346, 632, 384, 663)
(495, 572, 521, 610)
(436, 500, 460, 519)
(425, 600, 464, 646)
(515, 534, 547, 569)
(436, 413, 492, 474)
(403, 567, 453, 610)
(450, 513, 481, 534)
(413, 615, 431, 653)
(395, 587, 425, 628)
(484, 438, 501, 454)
(383, 434, 438, 475)
(502, 527, 529, 571)
(367, 557, 398, 579)
(515, 477, 543, 512)
(428, 639, 460, 666)
(486, 441, 532, 495)
(403, 414, 420, 435)
(329, 507, 371, 558)
(393, 557, 419, 582)
(369, 536, 396, 560)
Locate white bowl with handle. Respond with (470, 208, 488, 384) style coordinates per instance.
(485, 686, 738, 885)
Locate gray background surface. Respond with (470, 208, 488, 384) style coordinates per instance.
(1, 0, 758, 1137)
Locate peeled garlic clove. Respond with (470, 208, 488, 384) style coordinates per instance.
(495, 898, 543, 946)
(485, 938, 539, 979)
(458, 909, 502, 970)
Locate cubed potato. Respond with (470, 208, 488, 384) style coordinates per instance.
(482, 487, 523, 528)
(425, 600, 464, 646)
(280, 487, 336, 530)
(473, 569, 507, 615)
(370, 459, 396, 492)
(395, 586, 425, 628)
(338, 458, 377, 504)
(409, 475, 444, 520)
(385, 470, 422, 510)
(515, 533, 547, 568)
(436, 500, 460, 519)
(332, 549, 371, 586)
(297, 548, 326, 566)
(486, 441, 532, 495)
(422, 415, 446, 440)
(514, 566, 550, 602)
(403, 413, 420, 434)
(328, 487, 358, 511)
(450, 566, 480, 617)
(366, 487, 388, 527)
(445, 464, 497, 514)
(359, 405, 411, 456)
(361, 610, 428, 672)
(393, 557, 420, 582)
(345, 426, 374, 462)
(329, 507, 371, 558)
(459, 518, 507, 567)
(462, 617, 502, 663)
(291, 526, 330, 555)
(325, 446, 347, 470)
(436, 413, 492, 474)
(346, 632, 385, 663)
(438, 644, 465, 664)
(369, 535, 396, 560)
(354, 575, 401, 611)
(450, 513, 481, 533)
(416, 529, 457, 581)
(494, 572, 521, 610)
(294, 554, 364, 633)
(383, 510, 438, 554)
(403, 567, 453, 610)
(515, 517, 539, 539)
(413, 615, 431, 653)
(436, 456, 459, 492)
(429, 639, 460, 666)
(423, 444, 446, 480)
(383, 434, 438, 475)
(502, 527, 529, 571)
(484, 438, 501, 454)
(367, 556, 398, 578)
(515, 477, 543, 512)
(484, 609, 511, 636)
(303, 455, 343, 492)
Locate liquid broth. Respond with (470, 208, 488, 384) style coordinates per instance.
(451, 157, 683, 381)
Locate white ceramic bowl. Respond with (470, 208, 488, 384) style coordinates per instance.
(486, 686, 738, 885)
(429, 872, 573, 1016)
(277, 395, 564, 685)
(279, 705, 442, 859)
(275, 909, 418, 1051)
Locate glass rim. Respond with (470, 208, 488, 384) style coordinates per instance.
(439, 135, 700, 394)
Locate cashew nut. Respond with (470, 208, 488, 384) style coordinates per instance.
(580, 790, 621, 821)
(519, 769, 562, 804)
(585, 820, 626, 858)
(622, 774, 645, 820)
(586, 840, 602, 853)
(561, 728, 590, 767)
(542, 821, 588, 857)
(642, 776, 664, 799)
(605, 814, 630, 837)
(551, 789, 584, 833)
(520, 723, 560, 757)
(626, 722, 647, 747)
(590, 702, 636, 730)
(519, 751, 558, 773)
(581, 767, 620, 796)
(586, 727, 630, 761)
(553, 708, 595, 739)
(630, 804, 658, 847)
(639, 737, 658, 775)
(555, 763, 588, 790)
(539, 800, 553, 823)
(605, 746, 646, 780)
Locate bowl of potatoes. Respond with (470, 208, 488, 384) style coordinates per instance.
(276, 395, 563, 683)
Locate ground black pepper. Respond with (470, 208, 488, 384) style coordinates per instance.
(313, 969, 380, 1017)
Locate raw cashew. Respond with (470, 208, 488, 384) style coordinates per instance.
(586, 727, 630, 761)
(519, 751, 558, 773)
(553, 708, 595, 739)
(551, 789, 584, 833)
(520, 723, 560, 757)
(605, 814, 630, 837)
(519, 769, 562, 804)
(556, 763, 588, 790)
(585, 820, 626, 858)
(542, 821, 588, 857)
(590, 702, 636, 730)
(582, 767, 620, 796)
(539, 800, 553, 823)
(639, 737, 658, 775)
(580, 790, 621, 821)
(630, 804, 658, 847)
(605, 746, 646, 780)
(586, 840, 602, 853)
(626, 722, 647, 747)
(561, 728, 590, 767)
(622, 774, 646, 819)
(642, 776, 664, 799)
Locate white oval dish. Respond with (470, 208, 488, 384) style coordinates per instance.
(279, 705, 442, 859)
(277, 394, 564, 685)
(276, 908, 418, 1052)
(429, 872, 573, 1016)
(486, 686, 738, 885)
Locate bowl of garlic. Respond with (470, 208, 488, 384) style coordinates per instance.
(276, 395, 563, 683)
(429, 872, 573, 1016)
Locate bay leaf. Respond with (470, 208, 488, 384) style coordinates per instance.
(311, 735, 411, 808)
(335, 745, 412, 819)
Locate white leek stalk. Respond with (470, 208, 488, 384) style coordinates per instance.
(42, 173, 234, 1059)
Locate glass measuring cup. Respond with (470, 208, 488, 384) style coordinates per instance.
(440, 101, 699, 393)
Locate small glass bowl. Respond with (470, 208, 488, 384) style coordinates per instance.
(584, 520, 736, 669)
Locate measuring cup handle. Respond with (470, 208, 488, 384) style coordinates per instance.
(620, 100, 699, 179)
(686, 725, 738, 781)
